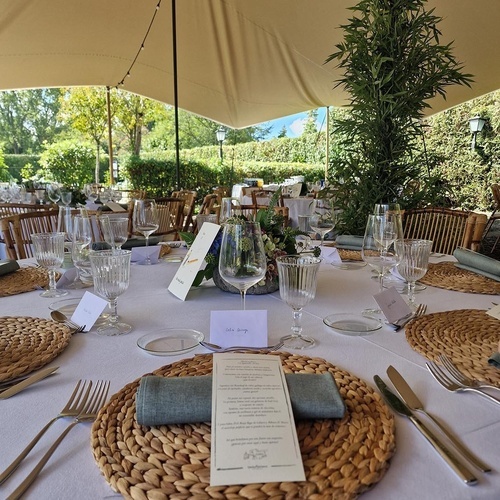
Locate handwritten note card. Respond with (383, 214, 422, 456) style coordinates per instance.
(210, 353, 305, 486)
(373, 286, 412, 323)
(210, 310, 268, 347)
(168, 222, 220, 300)
(71, 291, 108, 332)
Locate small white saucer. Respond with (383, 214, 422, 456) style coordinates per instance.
(137, 329, 204, 356)
(323, 313, 382, 336)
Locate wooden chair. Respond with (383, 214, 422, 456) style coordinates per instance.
(251, 189, 285, 209)
(154, 197, 185, 240)
(191, 194, 220, 233)
(401, 207, 487, 254)
(172, 190, 197, 231)
(483, 183, 500, 253)
(0, 203, 52, 217)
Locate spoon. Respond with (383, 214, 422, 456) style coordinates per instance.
(50, 311, 86, 332)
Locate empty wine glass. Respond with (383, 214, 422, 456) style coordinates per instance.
(47, 183, 61, 204)
(309, 198, 336, 245)
(60, 190, 72, 207)
(132, 199, 159, 264)
(395, 239, 432, 310)
(277, 254, 321, 349)
(31, 232, 68, 298)
(71, 215, 94, 288)
(57, 206, 75, 267)
(218, 221, 267, 310)
(34, 188, 46, 205)
(89, 249, 132, 336)
(100, 216, 129, 252)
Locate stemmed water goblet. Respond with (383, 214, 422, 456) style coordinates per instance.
(277, 254, 321, 349)
(218, 221, 267, 310)
(395, 239, 432, 310)
(309, 198, 336, 246)
(31, 232, 68, 298)
(71, 215, 94, 288)
(132, 199, 159, 264)
(100, 216, 129, 252)
(89, 249, 132, 336)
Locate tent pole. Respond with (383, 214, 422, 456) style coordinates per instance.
(325, 106, 330, 181)
(106, 86, 114, 185)
(172, 0, 180, 189)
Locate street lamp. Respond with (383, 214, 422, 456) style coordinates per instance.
(469, 115, 487, 150)
(216, 127, 226, 161)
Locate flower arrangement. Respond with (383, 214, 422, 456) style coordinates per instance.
(181, 190, 320, 289)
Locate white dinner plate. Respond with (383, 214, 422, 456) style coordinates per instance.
(323, 313, 382, 336)
(137, 329, 204, 356)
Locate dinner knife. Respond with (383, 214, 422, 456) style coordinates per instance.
(387, 365, 491, 473)
(0, 366, 58, 400)
(373, 375, 477, 485)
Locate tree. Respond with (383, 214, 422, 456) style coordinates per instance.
(277, 125, 288, 138)
(302, 109, 319, 135)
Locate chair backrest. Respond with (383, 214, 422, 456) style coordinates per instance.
(191, 194, 220, 233)
(172, 190, 197, 231)
(154, 197, 185, 239)
(402, 207, 486, 254)
(251, 189, 285, 208)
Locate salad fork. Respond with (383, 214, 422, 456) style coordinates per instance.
(438, 354, 500, 392)
(426, 361, 500, 406)
(200, 341, 284, 353)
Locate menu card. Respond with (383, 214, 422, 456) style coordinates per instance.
(210, 353, 305, 486)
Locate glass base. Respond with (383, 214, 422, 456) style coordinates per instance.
(96, 322, 133, 336)
(39, 288, 69, 298)
(65, 279, 93, 289)
(280, 334, 315, 350)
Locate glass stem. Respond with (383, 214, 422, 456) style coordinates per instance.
(145, 234, 150, 264)
(108, 298, 118, 324)
(378, 270, 384, 293)
(292, 309, 303, 337)
(408, 281, 416, 305)
(241, 291, 246, 310)
(48, 269, 57, 291)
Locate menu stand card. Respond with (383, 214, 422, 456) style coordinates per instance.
(168, 222, 220, 300)
(210, 353, 305, 486)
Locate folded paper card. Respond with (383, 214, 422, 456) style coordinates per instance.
(335, 235, 363, 250)
(131, 245, 161, 264)
(453, 247, 500, 282)
(0, 259, 20, 276)
(136, 372, 345, 425)
(321, 247, 342, 265)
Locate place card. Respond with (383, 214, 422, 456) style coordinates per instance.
(320, 246, 342, 265)
(210, 353, 305, 486)
(168, 222, 220, 300)
(71, 291, 108, 332)
(486, 303, 500, 320)
(373, 286, 412, 323)
(105, 201, 127, 212)
(210, 310, 268, 347)
(131, 245, 161, 265)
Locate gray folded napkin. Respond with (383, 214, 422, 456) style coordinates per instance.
(335, 235, 363, 250)
(453, 248, 500, 282)
(136, 372, 345, 426)
(0, 259, 20, 276)
(488, 352, 500, 368)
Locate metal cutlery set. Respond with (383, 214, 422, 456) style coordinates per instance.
(375, 356, 499, 485)
(0, 379, 110, 500)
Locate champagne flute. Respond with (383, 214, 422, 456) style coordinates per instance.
(71, 215, 94, 287)
(395, 239, 432, 310)
(309, 198, 335, 245)
(100, 216, 129, 252)
(31, 232, 68, 298)
(133, 199, 159, 264)
(277, 254, 321, 349)
(218, 221, 267, 310)
(89, 249, 132, 336)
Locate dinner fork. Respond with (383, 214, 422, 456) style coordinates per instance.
(426, 361, 500, 406)
(200, 340, 284, 353)
(392, 303, 427, 332)
(439, 354, 500, 392)
(7, 380, 110, 500)
(0, 380, 92, 485)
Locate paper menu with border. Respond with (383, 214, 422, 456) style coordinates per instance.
(168, 222, 220, 300)
(210, 353, 305, 486)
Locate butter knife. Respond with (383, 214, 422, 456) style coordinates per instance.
(387, 365, 491, 473)
(0, 366, 58, 400)
(374, 375, 477, 485)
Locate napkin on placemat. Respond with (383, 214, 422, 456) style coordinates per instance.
(335, 235, 363, 250)
(0, 259, 20, 276)
(136, 372, 346, 426)
(488, 341, 500, 368)
(453, 248, 500, 282)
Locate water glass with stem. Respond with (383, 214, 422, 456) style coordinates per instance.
(100, 216, 129, 252)
(309, 198, 335, 245)
(60, 190, 72, 207)
(133, 199, 159, 264)
(31, 232, 68, 298)
(71, 215, 94, 287)
(89, 249, 132, 336)
(395, 239, 432, 310)
(277, 254, 321, 349)
(218, 221, 267, 310)
(47, 183, 61, 204)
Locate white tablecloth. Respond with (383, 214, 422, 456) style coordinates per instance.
(0, 251, 499, 499)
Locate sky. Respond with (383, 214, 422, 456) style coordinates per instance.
(264, 107, 327, 139)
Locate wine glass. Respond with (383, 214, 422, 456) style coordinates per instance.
(395, 239, 432, 310)
(71, 215, 94, 287)
(89, 249, 132, 336)
(57, 206, 75, 267)
(47, 183, 61, 204)
(34, 188, 46, 205)
(60, 190, 72, 207)
(309, 198, 336, 245)
(100, 216, 129, 252)
(218, 221, 267, 310)
(132, 199, 159, 264)
(277, 254, 321, 349)
(31, 232, 68, 298)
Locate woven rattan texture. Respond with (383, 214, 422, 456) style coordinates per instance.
(406, 309, 500, 386)
(0, 316, 71, 382)
(337, 249, 363, 262)
(91, 352, 396, 500)
(0, 266, 60, 297)
(419, 262, 500, 295)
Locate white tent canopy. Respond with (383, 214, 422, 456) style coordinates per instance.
(0, 0, 498, 128)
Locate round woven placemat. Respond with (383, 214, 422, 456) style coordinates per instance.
(0, 266, 61, 297)
(419, 262, 500, 295)
(406, 309, 500, 386)
(337, 249, 363, 262)
(92, 352, 395, 500)
(0, 316, 71, 382)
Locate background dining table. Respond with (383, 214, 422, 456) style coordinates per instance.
(0, 248, 499, 499)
